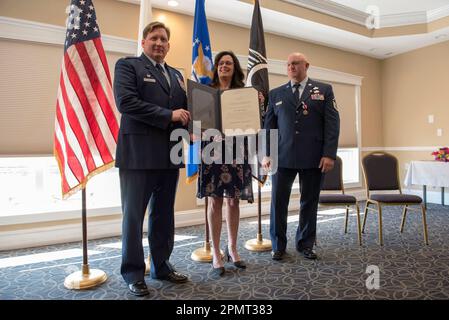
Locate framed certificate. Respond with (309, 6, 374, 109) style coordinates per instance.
(187, 80, 260, 136)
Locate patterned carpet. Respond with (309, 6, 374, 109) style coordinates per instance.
(1, 202, 449, 300)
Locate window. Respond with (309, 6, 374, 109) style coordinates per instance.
(0, 156, 121, 219)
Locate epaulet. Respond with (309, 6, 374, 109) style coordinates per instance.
(124, 56, 139, 60)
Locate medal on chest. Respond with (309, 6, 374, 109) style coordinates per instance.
(301, 101, 309, 115)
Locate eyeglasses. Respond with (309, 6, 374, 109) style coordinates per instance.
(218, 61, 234, 66)
(288, 61, 306, 67)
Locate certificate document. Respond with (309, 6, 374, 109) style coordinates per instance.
(221, 87, 260, 136)
(187, 80, 260, 136)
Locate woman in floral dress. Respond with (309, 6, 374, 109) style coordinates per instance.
(197, 51, 253, 276)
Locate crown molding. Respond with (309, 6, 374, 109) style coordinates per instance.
(0, 16, 136, 55)
(283, 0, 449, 28)
(282, 0, 369, 26)
(428, 4, 449, 22)
(379, 11, 428, 28)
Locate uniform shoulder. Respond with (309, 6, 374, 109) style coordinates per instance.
(116, 56, 141, 65)
(270, 83, 288, 94)
(309, 79, 332, 90)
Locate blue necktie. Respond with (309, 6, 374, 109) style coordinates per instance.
(293, 83, 301, 101)
(156, 63, 170, 88)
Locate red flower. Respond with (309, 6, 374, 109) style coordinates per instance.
(432, 147, 449, 162)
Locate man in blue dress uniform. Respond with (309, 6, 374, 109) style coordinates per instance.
(114, 22, 191, 296)
(263, 52, 340, 261)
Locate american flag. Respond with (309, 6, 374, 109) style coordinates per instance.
(54, 0, 119, 198)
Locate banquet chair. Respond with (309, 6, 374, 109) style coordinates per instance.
(361, 152, 429, 246)
(319, 156, 362, 245)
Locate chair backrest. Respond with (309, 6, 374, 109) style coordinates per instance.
(321, 156, 343, 192)
(362, 152, 400, 191)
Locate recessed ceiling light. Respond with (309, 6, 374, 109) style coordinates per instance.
(384, 52, 393, 56)
(168, 0, 179, 7)
(369, 48, 377, 52)
(435, 34, 447, 40)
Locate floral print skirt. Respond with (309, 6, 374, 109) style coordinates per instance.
(197, 138, 254, 203)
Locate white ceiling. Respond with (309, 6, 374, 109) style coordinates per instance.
(121, 0, 449, 59)
(329, 0, 449, 15)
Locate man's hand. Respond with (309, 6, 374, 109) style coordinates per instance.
(262, 156, 272, 172)
(319, 157, 335, 173)
(171, 109, 190, 126)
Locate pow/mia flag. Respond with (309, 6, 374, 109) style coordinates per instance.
(246, 0, 270, 185)
(246, 0, 269, 127)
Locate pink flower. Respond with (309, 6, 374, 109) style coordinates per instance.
(432, 147, 449, 162)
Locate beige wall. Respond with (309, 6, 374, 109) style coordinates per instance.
(378, 40, 449, 192)
(1, 0, 385, 213)
(381, 41, 449, 147)
(0, 0, 139, 39)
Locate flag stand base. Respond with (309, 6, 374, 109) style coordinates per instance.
(64, 264, 107, 290)
(191, 242, 225, 262)
(245, 233, 272, 251)
(191, 241, 213, 262)
(145, 255, 151, 275)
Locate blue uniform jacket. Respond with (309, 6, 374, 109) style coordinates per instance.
(264, 78, 340, 169)
(113, 54, 187, 169)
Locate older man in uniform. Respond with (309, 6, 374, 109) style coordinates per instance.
(263, 52, 340, 261)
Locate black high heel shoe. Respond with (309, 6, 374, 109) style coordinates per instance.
(224, 247, 246, 269)
(210, 255, 225, 276)
(210, 266, 225, 276)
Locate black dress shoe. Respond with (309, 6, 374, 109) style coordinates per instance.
(159, 271, 189, 283)
(271, 250, 285, 261)
(128, 280, 149, 296)
(300, 248, 318, 260)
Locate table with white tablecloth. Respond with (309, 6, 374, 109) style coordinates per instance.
(404, 160, 449, 208)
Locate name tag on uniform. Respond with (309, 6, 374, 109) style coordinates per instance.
(311, 94, 324, 100)
(275, 101, 283, 106)
(143, 77, 156, 83)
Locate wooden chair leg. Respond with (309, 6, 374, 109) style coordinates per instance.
(355, 204, 362, 246)
(344, 206, 349, 234)
(362, 201, 370, 233)
(400, 205, 408, 233)
(377, 203, 383, 246)
(421, 204, 429, 245)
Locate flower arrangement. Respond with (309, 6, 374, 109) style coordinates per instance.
(431, 147, 449, 162)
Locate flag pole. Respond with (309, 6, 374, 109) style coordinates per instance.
(191, 196, 215, 262)
(137, 0, 153, 274)
(189, 0, 220, 262)
(64, 187, 107, 289)
(145, 249, 151, 274)
(244, 0, 271, 252)
(245, 134, 271, 252)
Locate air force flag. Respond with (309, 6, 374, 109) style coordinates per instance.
(191, 0, 213, 84)
(187, 0, 214, 183)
